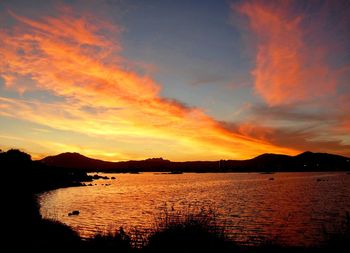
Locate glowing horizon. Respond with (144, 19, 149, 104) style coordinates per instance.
(1, 1, 349, 161)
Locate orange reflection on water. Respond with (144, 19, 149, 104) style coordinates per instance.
(39, 172, 350, 246)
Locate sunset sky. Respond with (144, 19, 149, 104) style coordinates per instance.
(1, 0, 349, 161)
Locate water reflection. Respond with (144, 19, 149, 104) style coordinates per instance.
(39, 172, 350, 246)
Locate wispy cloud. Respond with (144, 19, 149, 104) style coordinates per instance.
(0, 7, 297, 160)
(221, 120, 350, 157)
(229, 0, 350, 157)
(235, 0, 336, 106)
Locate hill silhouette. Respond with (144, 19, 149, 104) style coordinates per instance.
(41, 152, 117, 170)
(40, 151, 350, 172)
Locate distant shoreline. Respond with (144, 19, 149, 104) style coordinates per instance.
(40, 151, 350, 173)
(91, 170, 350, 174)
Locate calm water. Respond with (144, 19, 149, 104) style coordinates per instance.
(39, 172, 350, 246)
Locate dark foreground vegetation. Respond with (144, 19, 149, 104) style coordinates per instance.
(1, 149, 91, 251)
(1, 149, 349, 252)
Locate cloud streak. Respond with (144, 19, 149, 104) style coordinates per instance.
(0, 7, 298, 160)
(236, 0, 336, 106)
(229, 0, 350, 157)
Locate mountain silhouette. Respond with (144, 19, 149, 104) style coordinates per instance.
(40, 151, 350, 172)
(41, 152, 117, 170)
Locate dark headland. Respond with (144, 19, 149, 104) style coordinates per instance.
(40, 151, 350, 173)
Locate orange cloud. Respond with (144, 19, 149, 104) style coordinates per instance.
(236, 0, 336, 106)
(0, 9, 298, 160)
(224, 121, 350, 157)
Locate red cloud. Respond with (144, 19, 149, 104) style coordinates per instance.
(236, 0, 336, 106)
(0, 8, 298, 160)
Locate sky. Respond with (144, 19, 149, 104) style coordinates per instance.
(0, 0, 350, 161)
